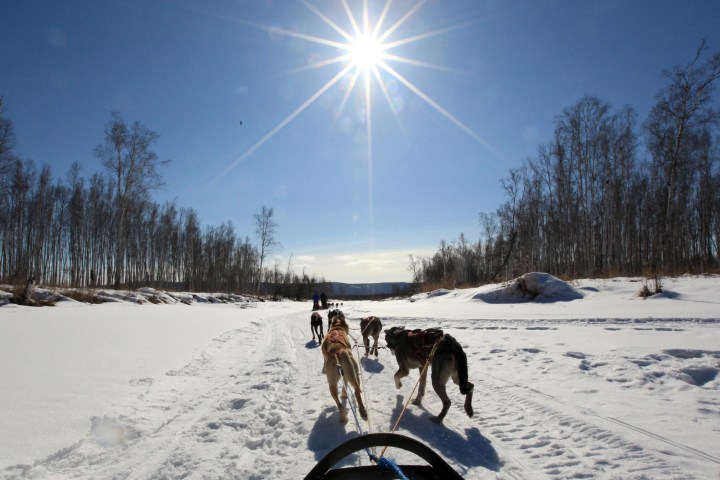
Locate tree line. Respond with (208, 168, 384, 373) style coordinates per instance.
(0, 104, 327, 297)
(3, 45, 718, 294)
(410, 43, 720, 287)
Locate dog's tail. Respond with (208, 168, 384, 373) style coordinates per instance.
(337, 350, 362, 393)
(445, 334, 471, 395)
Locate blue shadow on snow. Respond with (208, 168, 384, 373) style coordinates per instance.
(387, 394, 501, 474)
(307, 406, 364, 468)
(360, 356, 385, 374)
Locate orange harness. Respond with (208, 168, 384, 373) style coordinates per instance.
(324, 329, 351, 358)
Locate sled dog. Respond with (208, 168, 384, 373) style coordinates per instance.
(310, 312, 324, 342)
(359, 316, 383, 357)
(384, 326, 474, 423)
(327, 309, 344, 330)
(321, 315, 368, 423)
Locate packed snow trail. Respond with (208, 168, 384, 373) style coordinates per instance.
(345, 309, 718, 480)
(4, 304, 718, 479)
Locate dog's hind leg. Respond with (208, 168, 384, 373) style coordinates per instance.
(353, 387, 368, 420)
(362, 335, 370, 356)
(326, 368, 348, 423)
(448, 370, 474, 417)
(343, 354, 368, 420)
(448, 336, 474, 418)
(430, 378, 451, 424)
(463, 381, 474, 418)
(342, 354, 368, 420)
(429, 354, 456, 423)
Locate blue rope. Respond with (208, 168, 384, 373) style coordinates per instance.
(375, 456, 410, 480)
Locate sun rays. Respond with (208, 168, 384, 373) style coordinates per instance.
(206, 1, 492, 211)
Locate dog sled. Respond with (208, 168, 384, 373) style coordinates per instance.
(304, 432, 464, 479)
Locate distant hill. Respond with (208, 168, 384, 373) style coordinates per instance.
(326, 282, 412, 297)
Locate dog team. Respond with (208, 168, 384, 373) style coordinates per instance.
(311, 308, 474, 425)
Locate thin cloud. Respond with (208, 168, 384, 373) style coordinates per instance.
(296, 247, 436, 283)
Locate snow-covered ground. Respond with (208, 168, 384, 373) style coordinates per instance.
(1, 274, 719, 479)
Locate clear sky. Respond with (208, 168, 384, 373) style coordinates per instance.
(2, 0, 719, 283)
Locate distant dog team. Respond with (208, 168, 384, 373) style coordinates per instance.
(311, 308, 474, 425)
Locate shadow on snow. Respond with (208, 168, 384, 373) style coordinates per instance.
(307, 406, 364, 467)
(386, 394, 501, 474)
(360, 356, 385, 374)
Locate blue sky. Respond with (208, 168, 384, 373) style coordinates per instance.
(2, 0, 719, 283)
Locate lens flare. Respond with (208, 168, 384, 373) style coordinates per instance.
(206, 0, 494, 235)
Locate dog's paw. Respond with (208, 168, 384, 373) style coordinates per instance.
(412, 397, 422, 406)
(430, 416, 443, 424)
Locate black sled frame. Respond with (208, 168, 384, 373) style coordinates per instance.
(304, 432, 464, 479)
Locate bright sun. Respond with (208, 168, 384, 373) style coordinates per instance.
(214, 1, 489, 186)
(208, 1, 493, 236)
(348, 33, 384, 70)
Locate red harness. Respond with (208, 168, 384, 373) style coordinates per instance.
(407, 328, 444, 358)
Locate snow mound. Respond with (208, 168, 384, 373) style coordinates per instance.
(473, 272, 583, 303)
(408, 288, 452, 302)
(0, 286, 15, 305)
(0, 285, 259, 307)
(427, 288, 452, 298)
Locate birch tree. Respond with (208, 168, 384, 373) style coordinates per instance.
(644, 41, 720, 271)
(254, 206, 280, 295)
(94, 112, 168, 288)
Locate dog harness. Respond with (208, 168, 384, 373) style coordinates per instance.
(324, 328, 352, 358)
(407, 328, 444, 359)
(360, 316, 380, 334)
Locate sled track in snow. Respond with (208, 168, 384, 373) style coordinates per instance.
(5, 307, 716, 480)
(470, 375, 707, 479)
(0, 313, 315, 480)
(147, 311, 313, 479)
(369, 314, 718, 480)
(226, 313, 311, 479)
(524, 384, 720, 466)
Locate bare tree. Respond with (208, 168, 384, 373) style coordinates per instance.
(254, 206, 280, 295)
(95, 112, 168, 288)
(0, 97, 17, 194)
(644, 41, 720, 271)
(407, 254, 423, 283)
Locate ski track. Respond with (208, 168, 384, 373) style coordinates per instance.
(3, 308, 718, 479)
(351, 312, 717, 480)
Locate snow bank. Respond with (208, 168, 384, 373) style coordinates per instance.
(473, 272, 583, 303)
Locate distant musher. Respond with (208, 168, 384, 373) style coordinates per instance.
(320, 291, 328, 309)
(312, 291, 320, 311)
